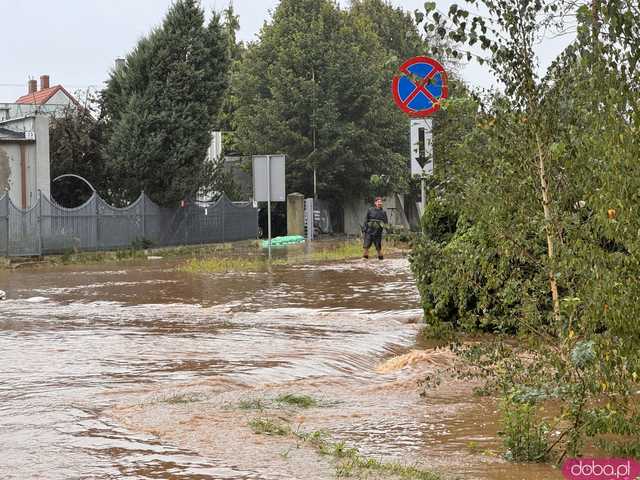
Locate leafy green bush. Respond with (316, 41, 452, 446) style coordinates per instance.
(411, 201, 547, 333)
(500, 395, 551, 462)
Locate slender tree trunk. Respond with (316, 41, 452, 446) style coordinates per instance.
(591, 0, 601, 48)
(536, 134, 561, 324)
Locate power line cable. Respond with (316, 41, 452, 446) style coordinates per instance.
(0, 83, 101, 88)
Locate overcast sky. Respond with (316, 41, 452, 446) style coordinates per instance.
(0, 0, 574, 102)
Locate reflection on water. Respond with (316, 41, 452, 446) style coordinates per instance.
(0, 256, 561, 479)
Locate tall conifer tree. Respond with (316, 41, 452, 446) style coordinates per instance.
(102, 0, 228, 206)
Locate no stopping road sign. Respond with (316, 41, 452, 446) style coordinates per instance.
(392, 56, 448, 117)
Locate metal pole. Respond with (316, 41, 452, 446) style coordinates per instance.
(313, 167, 317, 200)
(3, 192, 8, 256)
(95, 194, 100, 252)
(267, 155, 272, 259)
(421, 177, 426, 217)
(141, 191, 146, 240)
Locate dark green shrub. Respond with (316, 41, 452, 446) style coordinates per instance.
(132, 237, 154, 250)
(411, 206, 547, 332)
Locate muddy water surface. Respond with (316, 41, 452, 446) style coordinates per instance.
(0, 255, 562, 479)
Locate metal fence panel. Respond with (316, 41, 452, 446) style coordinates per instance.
(143, 195, 172, 246)
(40, 194, 98, 254)
(1, 192, 258, 256)
(97, 195, 145, 250)
(7, 197, 41, 256)
(161, 198, 225, 246)
(223, 196, 258, 241)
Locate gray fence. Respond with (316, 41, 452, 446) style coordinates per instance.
(0, 192, 258, 257)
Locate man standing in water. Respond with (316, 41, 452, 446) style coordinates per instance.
(362, 196, 389, 260)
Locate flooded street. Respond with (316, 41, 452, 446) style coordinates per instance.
(0, 255, 562, 479)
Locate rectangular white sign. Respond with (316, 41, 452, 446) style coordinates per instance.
(252, 154, 286, 202)
(410, 118, 433, 176)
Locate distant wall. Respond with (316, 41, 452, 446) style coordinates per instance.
(342, 194, 410, 235)
(343, 197, 369, 235)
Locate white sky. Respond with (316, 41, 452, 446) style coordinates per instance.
(0, 0, 574, 102)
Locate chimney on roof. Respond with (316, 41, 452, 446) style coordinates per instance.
(115, 58, 125, 70)
(28, 79, 37, 94)
(40, 75, 50, 90)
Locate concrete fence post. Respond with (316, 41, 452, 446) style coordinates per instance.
(38, 190, 42, 255)
(287, 193, 304, 236)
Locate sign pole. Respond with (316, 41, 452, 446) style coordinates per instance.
(421, 176, 426, 216)
(267, 155, 272, 259)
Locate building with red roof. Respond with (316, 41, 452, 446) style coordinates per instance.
(0, 76, 65, 209)
(15, 75, 80, 107)
(1, 75, 80, 121)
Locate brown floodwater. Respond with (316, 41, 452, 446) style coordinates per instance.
(0, 252, 563, 479)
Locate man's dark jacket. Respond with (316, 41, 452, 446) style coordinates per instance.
(364, 207, 388, 236)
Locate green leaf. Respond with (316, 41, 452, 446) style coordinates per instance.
(571, 341, 596, 370)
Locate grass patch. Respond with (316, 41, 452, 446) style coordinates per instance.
(161, 392, 204, 404)
(115, 248, 147, 260)
(248, 415, 441, 480)
(308, 241, 363, 261)
(308, 238, 411, 262)
(16, 240, 258, 268)
(248, 417, 291, 436)
(276, 393, 318, 408)
(149, 241, 250, 258)
(238, 397, 267, 410)
(46, 247, 147, 266)
(296, 430, 441, 480)
(182, 256, 288, 273)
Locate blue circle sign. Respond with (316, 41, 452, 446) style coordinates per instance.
(392, 56, 448, 117)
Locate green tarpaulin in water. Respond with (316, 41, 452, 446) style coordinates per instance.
(261, 235, 305, 248)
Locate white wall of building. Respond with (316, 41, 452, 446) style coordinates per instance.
(46, 89, 74, 107)
(0, 115, 51, 208)
(0, 143, 23, 201)
(33, 115, 51, 203)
